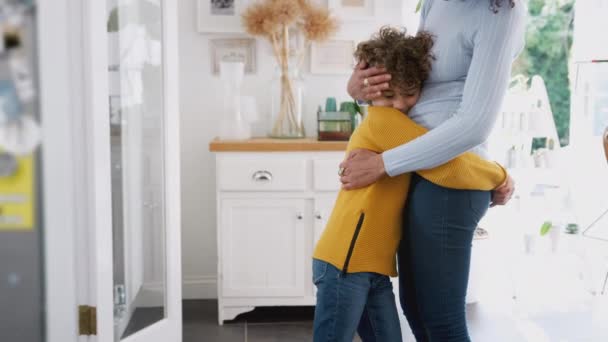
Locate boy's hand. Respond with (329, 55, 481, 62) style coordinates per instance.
(339, 149, 387, 190)
(491, 175, 515, 207)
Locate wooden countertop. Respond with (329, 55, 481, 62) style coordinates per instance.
(209, 137, 348, 152)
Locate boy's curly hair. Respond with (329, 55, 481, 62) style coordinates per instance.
(354, 26, 434, 95)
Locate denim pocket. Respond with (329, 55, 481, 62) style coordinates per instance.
(312, 259, 329, 285)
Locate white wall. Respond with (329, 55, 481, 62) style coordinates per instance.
(178, 0, 419, 298)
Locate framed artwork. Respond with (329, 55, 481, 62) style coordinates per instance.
(310, 40, 356, 75)
(197, 0, 248, 33)
(210, 38, 257, 75)
(328, 0, 375, 21)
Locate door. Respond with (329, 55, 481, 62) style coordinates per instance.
(88, 0, 182, 341)
(220, 198, 309, 297)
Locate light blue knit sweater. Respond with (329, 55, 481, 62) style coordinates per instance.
(382, 0, 527, 176)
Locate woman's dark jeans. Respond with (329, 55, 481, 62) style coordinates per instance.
(398, 174, 491, 342)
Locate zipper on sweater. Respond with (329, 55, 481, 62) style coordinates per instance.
(341, 212, 365, 276)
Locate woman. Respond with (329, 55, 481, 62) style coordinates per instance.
(340, 0, 525, 341)
(312, 27, 509, 342)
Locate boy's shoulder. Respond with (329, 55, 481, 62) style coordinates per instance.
(367, 106, 408, 119)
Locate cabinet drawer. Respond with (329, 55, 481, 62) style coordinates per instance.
(313, 159, 342, 191)
(218, 157, 308, 191)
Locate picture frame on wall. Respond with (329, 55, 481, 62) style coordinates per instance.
(328, 0, 375, 21)
(210, 38, 257, 75)
(197, 0, 247, 33)
(310, 40, 356, 75)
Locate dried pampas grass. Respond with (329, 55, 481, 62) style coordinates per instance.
(241, 0, 339, 137)
(302, 6, 338, 42)
(242, 2, 274, 36)
(242, 0, 338, 51)
(271, 0, 300, 26)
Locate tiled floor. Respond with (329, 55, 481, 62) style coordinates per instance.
(182, 300, 526, 342)
(182, 300, 354, 342)
(182, 297, 608, 342)
(182, 232, 608, 341)
(123, 307, 164, 339)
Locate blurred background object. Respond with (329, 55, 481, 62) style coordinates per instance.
(0, 1, 44, 341)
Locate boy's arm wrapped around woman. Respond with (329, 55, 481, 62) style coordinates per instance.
(362, 106, 507, 190)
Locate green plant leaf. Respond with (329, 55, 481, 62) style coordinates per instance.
(416, 0, 424, 13)
(107, 7, 120, 32)
(540, 221, 552, 236)
(353, 101, 361, 114)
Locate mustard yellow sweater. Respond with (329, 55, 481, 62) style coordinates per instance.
(313, 106, 507, 276)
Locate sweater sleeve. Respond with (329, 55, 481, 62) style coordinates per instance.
(382, 2, 526, 177)
(363, 107, 507, 190)
(361, 107, 507, 189)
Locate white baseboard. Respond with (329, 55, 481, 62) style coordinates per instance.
(183, 275, 217, 299)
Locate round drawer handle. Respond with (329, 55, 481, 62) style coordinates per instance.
(297, 213, 304, 220)
(252, 170, 273, 182)
(315, 213, 322, 220)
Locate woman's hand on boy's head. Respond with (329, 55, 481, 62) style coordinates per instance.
(339, 149, 387, 190)
(347, 61, 392, 102)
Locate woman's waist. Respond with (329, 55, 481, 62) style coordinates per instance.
(408, 103, 460, 127)
(410, 81, 465, 120)
(407, 108, 490, 158)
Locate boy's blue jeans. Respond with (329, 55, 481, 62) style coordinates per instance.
(312, 259, 402, 342)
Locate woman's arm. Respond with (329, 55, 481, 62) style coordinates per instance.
(360, 106, 507, 189)
(382, 3, 527, 177)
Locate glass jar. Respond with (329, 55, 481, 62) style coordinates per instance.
(317, 111, 352, 141)
(269, 61, 305, 138)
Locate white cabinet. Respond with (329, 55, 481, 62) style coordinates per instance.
(211, 145, 492, 326)
(220, 198, 309, 298)
(313, 195, 338, 247)
(212, 149, 344, 324)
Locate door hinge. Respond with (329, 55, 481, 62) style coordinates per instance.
(78, 305, 97, 336)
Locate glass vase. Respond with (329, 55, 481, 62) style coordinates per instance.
(218, 61, 251, 140)
(269, 61, 305, 139)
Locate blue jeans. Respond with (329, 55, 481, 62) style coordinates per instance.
(312, 259, 402, 342)
(398, 174, 491, 342)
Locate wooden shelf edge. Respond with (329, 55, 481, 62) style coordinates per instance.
(209, 137, 348, 152)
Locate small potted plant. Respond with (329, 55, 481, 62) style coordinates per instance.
(565, 223, 579, 235)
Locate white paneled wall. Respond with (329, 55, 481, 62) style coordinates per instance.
(178, 0, 419, 298)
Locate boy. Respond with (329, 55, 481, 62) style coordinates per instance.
(312, 27, 508, 341)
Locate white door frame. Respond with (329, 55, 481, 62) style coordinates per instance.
(38, 0, 108, 340)
(82, 0, 182, 340)
(40, 0, 182, 341)
(39, 0, 80, 340)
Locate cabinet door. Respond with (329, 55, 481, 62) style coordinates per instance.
(313, 195, 338, 248)
(221, 198, 309, 297)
